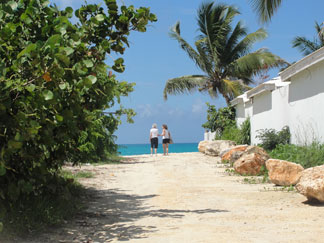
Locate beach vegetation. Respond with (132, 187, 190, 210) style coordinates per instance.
(270, 142, 324, 169)
(256, 126, 290, 150)
(202, 104, 235, 134)
(163, 1, 287, 105)
(0, 0, 156, 234)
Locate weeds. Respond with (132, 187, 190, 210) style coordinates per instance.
(270, 142, 324, 168)
(262, 185, 296, 192)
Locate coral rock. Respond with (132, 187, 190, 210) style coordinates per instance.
(234, 152, 267, 175)
(198, 141, 210, 153)
(221, 145, 249, 165)
(204, 140, 236, 156)
(266, 159, 304, 186)
(296, 165, 324, 202)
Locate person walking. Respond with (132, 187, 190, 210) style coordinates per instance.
(161, 124, 171, 155)
(150, 123, 159, 156)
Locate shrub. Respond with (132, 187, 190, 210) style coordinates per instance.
(270, 143, 324, 168)
(220, 125, 242, 144)
(240, 118, 251, 145)
(0, 0, 156, 232)
(202, 104, 236, 133)
(256, 126, 290, 150)
(218, 118, 251, 145)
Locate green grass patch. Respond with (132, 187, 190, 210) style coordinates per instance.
(61, 170, 94, 179)
(92, 154, 125, 165)
(270, 143, 324, 168)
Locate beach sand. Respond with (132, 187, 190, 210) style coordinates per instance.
(18, 152, 324, 242)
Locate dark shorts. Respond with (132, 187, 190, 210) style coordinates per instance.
(151, 137, 158, 148)
(163, 138, 170, 144)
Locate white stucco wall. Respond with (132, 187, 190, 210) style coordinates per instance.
(285, 61, 324, 144)
(242, 59, 324, 145)
(235, 100, 253, 128)
(250, 85, 289, 145)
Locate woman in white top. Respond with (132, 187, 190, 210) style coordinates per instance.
(150, 123, 159, 156)
(161, 124, 170, 155)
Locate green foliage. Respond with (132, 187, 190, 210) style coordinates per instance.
(270, 143, 324, 168)
(220, 125, 241, 143)
(202, 104, 236, 133)
(1, 174, 83, 235)
(256, 126, 290, 150)
(240, 118, 251, 145)
(203, 104, 251, 145)
(0, 0, 156, 229)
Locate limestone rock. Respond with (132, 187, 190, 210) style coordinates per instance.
(296, 165, 324, 202)
(198, 141, 210, 153)
(266, 159, 304, 186)
(244, 146, 270, 161)
(234, 153, 267, 175)
(221, 145, 249, 165)
(205, 140, 236, 156)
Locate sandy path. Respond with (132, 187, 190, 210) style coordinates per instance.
(20, 152, 324, 242)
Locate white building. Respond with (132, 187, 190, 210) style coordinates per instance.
(231, 46, 324, 145)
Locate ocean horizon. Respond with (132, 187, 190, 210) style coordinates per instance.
(118, 142, 199, 156)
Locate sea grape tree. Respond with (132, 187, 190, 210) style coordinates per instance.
(0, 0, 156, 214)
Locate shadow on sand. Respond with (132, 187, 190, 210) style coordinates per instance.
(23, 187, 229, 242)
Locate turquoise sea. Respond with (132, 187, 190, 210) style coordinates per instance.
(118, 142, 199, 156)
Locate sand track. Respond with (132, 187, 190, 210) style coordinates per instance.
(14, 153, 324, 242)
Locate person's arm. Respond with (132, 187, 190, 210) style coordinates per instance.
(149, 131, 152, 140)
(161, 128, 165, 137)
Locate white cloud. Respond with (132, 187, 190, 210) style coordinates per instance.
(192, 99, 205, 114)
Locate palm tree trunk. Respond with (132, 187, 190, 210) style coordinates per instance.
(224, 94, 232, 106)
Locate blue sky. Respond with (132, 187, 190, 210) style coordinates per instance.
(52, 0, 324, 144)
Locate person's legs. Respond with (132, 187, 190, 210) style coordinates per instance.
(162, 143, 166, 155)
(166, 143, 169, 155)
(154, 148, 157, 156)
(151, 147, 153, 156)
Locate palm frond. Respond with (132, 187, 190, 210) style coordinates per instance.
(292, 36, 320, 56)
(169, 22, 204, 70)
(222, 79, 249, 99)
(230, 28, 268, 60)
(163, 75, 207, 100)
(231, 49, 288, 80)
(249, 0, 282, 23)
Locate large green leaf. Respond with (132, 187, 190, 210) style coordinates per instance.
(8, 1, 18, 11)
(17, 43, 37, 58)
(43, 90, 54, 100)
(55, 53, 70, 66)
(95, 14, 105, 22)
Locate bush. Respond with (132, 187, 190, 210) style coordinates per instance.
(202, 104, 236, 133)
(270, 143, 324, 168)
(218, 118, 251, 145)
(0, 0, 156, 231)
(240, 118, 251, 145)
(220, 125, 242, 143)
(256, 126, 290, 150)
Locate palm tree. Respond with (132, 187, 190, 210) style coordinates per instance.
(292, 22, 324, 56)
(249, 0, 283, 23)
(249, 0, 324, 36)
(164, 2, 287, 105)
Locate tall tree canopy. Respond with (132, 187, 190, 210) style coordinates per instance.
(164, 2, 286, 105)
(0, 0, 156, 221)
(292, 21, 324, 56)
